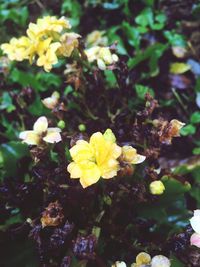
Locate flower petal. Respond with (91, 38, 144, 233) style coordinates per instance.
(43, 129, 62, 143)
(190, 214, 200, 234)
(67, 162, 82, 178)
(190, 232, 200, 248)
(33, 116, 48, 134)
(130, 154, 146, 164)
(19, 131, 40, 145)
(79, 162, 101, 188)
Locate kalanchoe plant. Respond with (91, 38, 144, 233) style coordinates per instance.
(1, 2, 200, 266)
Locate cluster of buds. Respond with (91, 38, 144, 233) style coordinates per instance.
(1, 16, 80, 72)
(85, 46, 119, 70)
(112, 252, 171, 267)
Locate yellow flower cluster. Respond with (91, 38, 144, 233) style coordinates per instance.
(67, 129, 145, 188)
(1, 16, 80, 72)
(85, 46, 118, 70)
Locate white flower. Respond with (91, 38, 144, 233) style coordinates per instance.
(19, 116, 61, 145)
(112, 261, 127, 267)
(151, 255, 171, 267)
(190, 210, 200, 234)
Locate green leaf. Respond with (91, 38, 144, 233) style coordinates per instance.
(61, 0, 82, 27)
(0, 141, 29, 176)
(164, 31, 186, 47)
(180, 124, 196, 136)
(193, 147, 200, 155)
(190, 111, 200, 124)
(128, 43, 168, 77)
(9, 68, 41, 90)
(170, 63, 191, 74)
(122, 22, 140, 49)
(104, 70, 117, 88)
(135, 7, 153, 28)
(0, 92, 15, 112)
(135, 84, 154, 99)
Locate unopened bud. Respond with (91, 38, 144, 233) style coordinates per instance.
(78, 124, 86, 132)
(150, 180, 165, 195)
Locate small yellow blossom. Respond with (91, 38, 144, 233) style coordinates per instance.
(121, 146, 146, 164)
(149, 180, 165, 195)
(85, 46, 118, 70)
(86, 30, 108, 47)
(59, 33, 81, 57)
(170, 119, 185, 137)
(37, 42, 61, 72)
(19, 116, 62, 145)
(42, 91, 60, 109)
(27, 16, 71, 39)
(1, 36, 30, 61)
(67, 129, 122, 188)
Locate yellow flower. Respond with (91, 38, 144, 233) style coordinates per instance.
(1, 16, 78, 72)
(27, 16, 71, 39)
(149, 180, 165, 195)
(67, 130, 122, 188)
(1, 36, 30, 61)
(59, 33, 80, 57)
(121, 146, 146, 164)
(37, 42, 61, 72)
(85, 46, 118, 70)
(19, 116, 62, 145)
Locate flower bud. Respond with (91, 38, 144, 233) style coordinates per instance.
(149, 180, 165, 195)
(78, 124, 86, 132)
(136, 252, 151, 264)
(57, 120, 66, 129)
(103, 128, 116, 143)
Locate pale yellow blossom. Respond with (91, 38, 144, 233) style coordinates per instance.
(59, 33, 81, 57)
(19, 116, 61, 145)
(1, 36, 30, 61)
